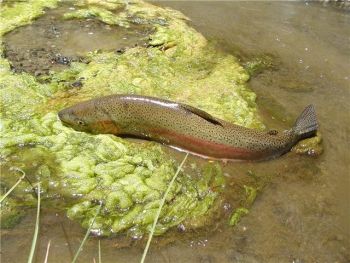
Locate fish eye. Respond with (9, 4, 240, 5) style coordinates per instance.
(77, 120, 86, 126)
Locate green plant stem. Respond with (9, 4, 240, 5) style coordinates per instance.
(71, 203, 103, 263)
(28, 182, 41, 263)
(98, 240, 101, 263)
(0, 172, 26, 204)
(140, 153, 189, 263)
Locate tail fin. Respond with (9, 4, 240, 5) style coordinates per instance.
(293, 104, 318, 137)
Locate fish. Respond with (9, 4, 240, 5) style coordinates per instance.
(58, 94, 318, 161)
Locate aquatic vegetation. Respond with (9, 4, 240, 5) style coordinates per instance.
(72, 203, 103, 263)
(28, 183, 41, 263)
(0, 168, 27, 228)
(292, 131, 323, 156)
(141, 153, 188, 263)
(63, 5, 129, 27)
(0, 169, 25, 204)
(243, 54, 277, 77)
(229, 184, 258, 226)
(0, 0, 58, 36)
(0, 197, 26, 229)
(0, 0, 264, 236)
(229, 207, 249, 226)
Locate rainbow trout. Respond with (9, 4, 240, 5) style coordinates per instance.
(58, 95, 318, 160)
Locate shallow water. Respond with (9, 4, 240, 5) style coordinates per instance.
(4, 4, 150, 75)
(1, 1, 349, 263)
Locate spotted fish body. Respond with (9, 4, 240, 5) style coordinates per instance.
(58, 95, 318, 160)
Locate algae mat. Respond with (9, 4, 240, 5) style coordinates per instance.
(0, 0, 263, 237)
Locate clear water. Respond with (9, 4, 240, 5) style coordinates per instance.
(1, 1, 349, 262)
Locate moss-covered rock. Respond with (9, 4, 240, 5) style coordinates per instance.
(292, 132, 323, 156)
(0, 0, 263, 236)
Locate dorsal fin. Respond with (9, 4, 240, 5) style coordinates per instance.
(179, 104, 223, 126)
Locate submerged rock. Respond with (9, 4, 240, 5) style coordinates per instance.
(0, 0, 263, 236)
(292, 132, 323, 156)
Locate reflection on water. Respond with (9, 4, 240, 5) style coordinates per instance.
(1, 1, 349, 263)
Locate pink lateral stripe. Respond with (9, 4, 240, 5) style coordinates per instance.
(151, 128, 262, 160)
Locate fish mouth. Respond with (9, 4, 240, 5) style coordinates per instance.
(59, 119, 69, 126)
(57, 110, 70, 126)
(57, 109, 65, 119)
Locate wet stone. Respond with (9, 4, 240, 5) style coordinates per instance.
(70, 79, 84, 88)
(52, 53, 72, 65)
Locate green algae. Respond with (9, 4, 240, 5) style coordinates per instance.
(0, 0, 263, 235)
(243, 185, 257, 206)
(0, 198, 26, 228)
(0, 0, 58, 36)
(63, 6, 129, 27)
(292, 131, 323, 156)
(228, 185, 258, 227)
(243, 54, 277, 77)
(229, 207, 249, 226)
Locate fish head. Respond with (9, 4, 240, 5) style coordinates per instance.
(58, 103, 96, 133)
(58, 101, 120, 134)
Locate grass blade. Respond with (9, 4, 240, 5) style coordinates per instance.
(0, 171, 26, 204)
(44, 240, 51, 263)
(28, 182, 41, 263)
(98, 240, 101, 263)
(71, 203, 103, 263)
(140, 153, 189, 263)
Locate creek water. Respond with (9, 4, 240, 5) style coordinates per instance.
(1, 1, 349, 263)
